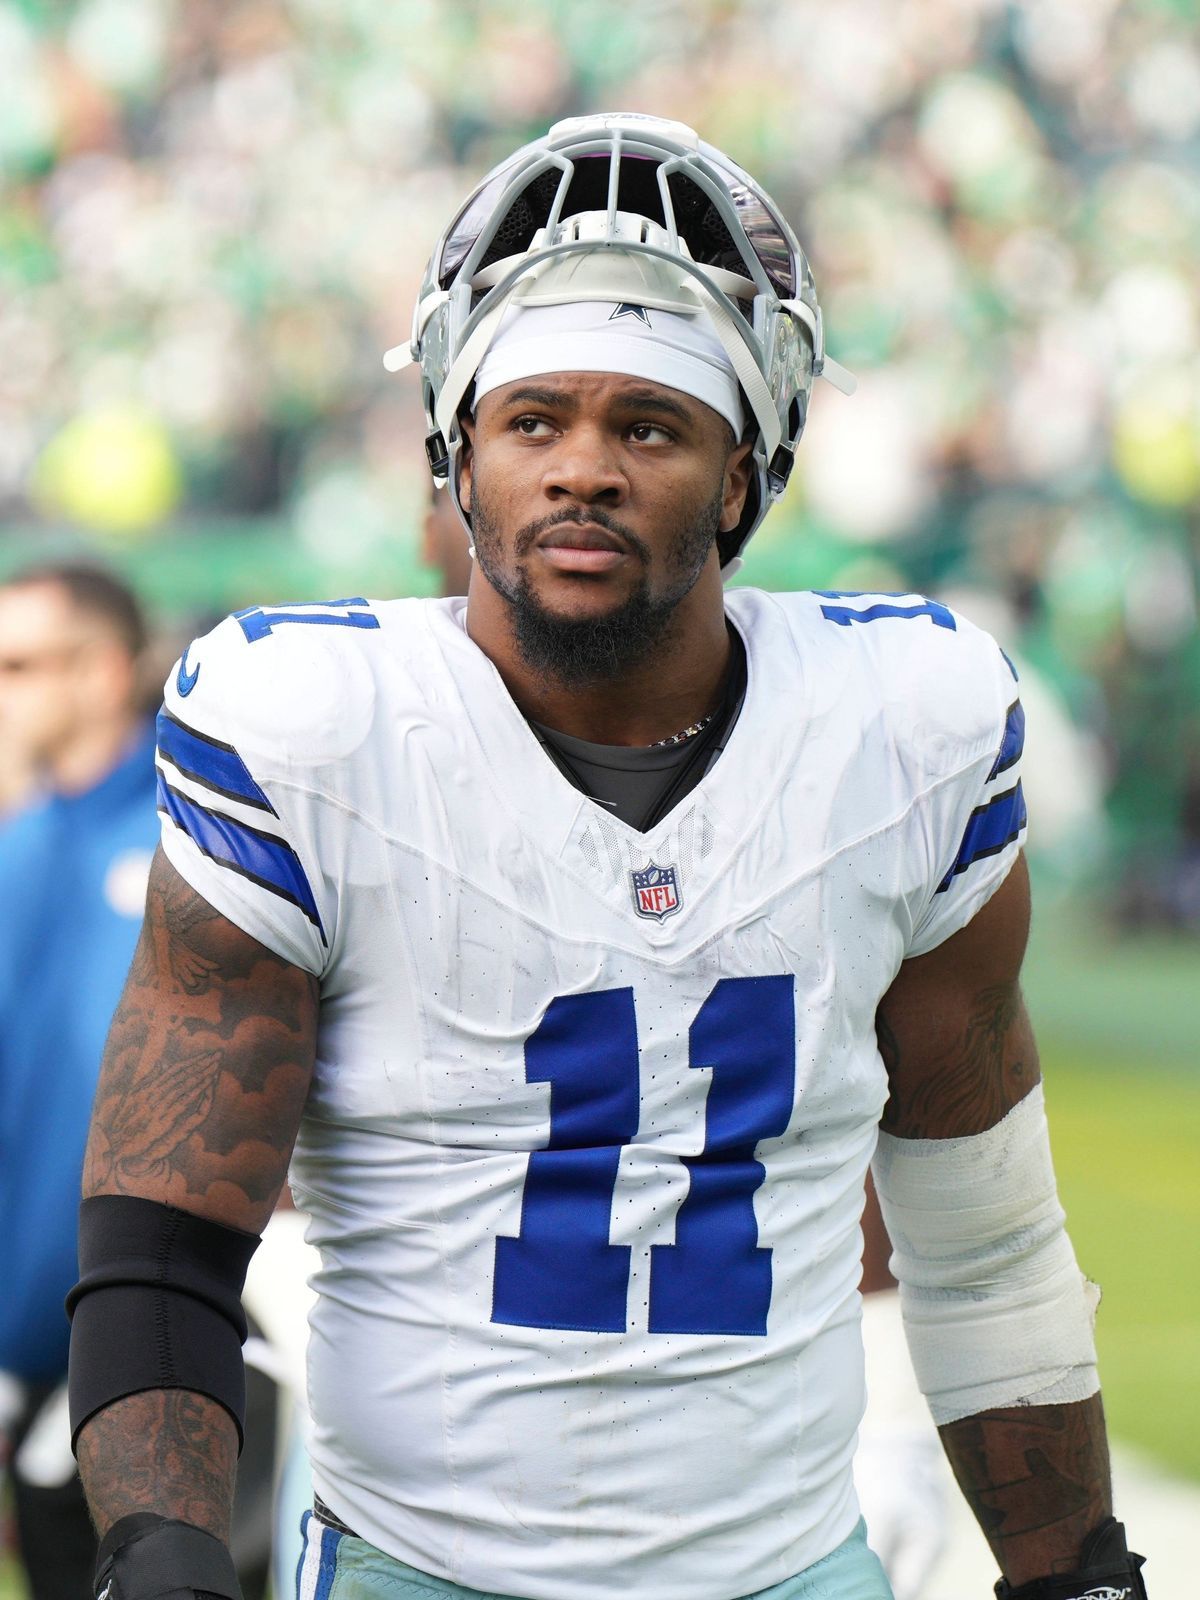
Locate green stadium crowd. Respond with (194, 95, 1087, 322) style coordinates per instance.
(1, 0, 1198, 919)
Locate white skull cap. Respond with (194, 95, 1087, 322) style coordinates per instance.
(472, 250, 747, 440)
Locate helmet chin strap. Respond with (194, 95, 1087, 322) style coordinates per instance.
(435, 289, 524, 442)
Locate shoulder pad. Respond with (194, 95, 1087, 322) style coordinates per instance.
(162, 601, 381, 770)
(807, 589, 1016, 752)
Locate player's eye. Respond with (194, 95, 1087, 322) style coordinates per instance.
(627, 422, 674, 444)
(512, 415, 555, 437)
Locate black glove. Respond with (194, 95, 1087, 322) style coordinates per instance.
(95, 1514, 243, 1600)
(995, 1517, 1147, 1600)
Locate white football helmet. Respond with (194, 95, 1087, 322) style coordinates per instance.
(386, 111, 854, 568)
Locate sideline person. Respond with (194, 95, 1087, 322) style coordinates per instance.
(0, 564, 158, 1600)
(0, 564, 278, 1599)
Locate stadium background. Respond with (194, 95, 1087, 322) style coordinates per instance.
(1, 0, 1197, 1591)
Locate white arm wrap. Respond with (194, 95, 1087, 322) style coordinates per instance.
(872, 1083, 1100, 1426)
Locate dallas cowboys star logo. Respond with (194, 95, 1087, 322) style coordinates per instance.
(609, 303, 652, 325)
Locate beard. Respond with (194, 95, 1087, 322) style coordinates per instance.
(469, 475, 725, 689)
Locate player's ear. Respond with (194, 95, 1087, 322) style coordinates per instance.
(458, 412, 476, 512)
(719, 438, 754, 534)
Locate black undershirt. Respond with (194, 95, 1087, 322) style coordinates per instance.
(528, 627, 747, 833)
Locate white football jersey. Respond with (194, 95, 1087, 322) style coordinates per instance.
(156, 587, 1026, 1600)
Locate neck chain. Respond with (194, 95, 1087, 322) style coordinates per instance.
(648, 710, 717, 748)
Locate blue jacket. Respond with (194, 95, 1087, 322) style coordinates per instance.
(0, 725, 159, 1382)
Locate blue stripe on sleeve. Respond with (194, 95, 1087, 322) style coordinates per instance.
(157, 774, 324, 936)
(156, 710, 276, 813)
(988, 700, 1025, 779)
(936, 782, 1027, 893)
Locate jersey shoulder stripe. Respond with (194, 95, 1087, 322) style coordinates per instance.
(156, 709, 277, 813)
(988, 698, 1025, 780)
(767, 584, 1032, 956)
(156, 773, 325, 935)
(936, 781, 1027, 893)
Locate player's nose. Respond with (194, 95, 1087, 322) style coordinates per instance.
(541, 424, 628, 505)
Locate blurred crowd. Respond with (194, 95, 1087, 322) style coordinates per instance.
(1, 0, 1199, 919)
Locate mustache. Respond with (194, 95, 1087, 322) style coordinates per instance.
(514, 508, 649, 562)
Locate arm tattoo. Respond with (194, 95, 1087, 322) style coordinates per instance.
(940, 1396, 1112, 1582)
(77, 1390, 238, 1543)
(880, 980, 1038, 1139)
(76, 850, 317, 1537)
(83, 847, 318, 1233)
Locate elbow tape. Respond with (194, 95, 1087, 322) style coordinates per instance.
(872, 1084, 1099, 1426)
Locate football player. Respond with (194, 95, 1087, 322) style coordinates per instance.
(68, 115, 1147, 1600)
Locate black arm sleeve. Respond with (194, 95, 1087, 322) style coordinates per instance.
(67, 1195, 260, 1451)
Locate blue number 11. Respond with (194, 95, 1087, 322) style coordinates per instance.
(492, 976, 795, 1337)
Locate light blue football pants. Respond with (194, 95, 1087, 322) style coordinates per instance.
(295, 1511, 895, 1600)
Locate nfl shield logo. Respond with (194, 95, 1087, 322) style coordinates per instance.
(631, 861, 682, 922)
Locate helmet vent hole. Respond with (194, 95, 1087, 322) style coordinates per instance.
(477, 169, 562, 272)
(665, 174, 744, 279)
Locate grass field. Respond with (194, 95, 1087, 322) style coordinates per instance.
(1035, 1046, 1200, 1481)
(1020, 902, 1200, 1482)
